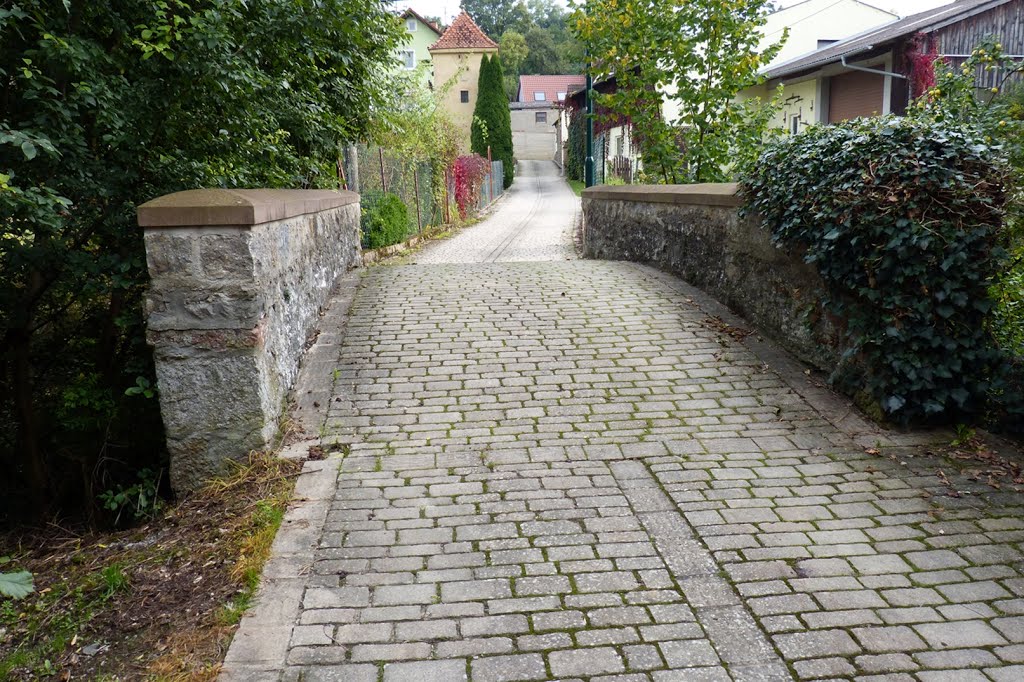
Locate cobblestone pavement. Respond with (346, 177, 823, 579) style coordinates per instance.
(220, 259, 1024, 682)
(414, 160, 577, 264)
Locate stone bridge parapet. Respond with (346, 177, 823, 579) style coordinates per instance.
(138, 188, 360, 493)
(582, 183, 834, 371)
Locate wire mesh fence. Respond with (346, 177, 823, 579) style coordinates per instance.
(343, 144, 505, 250)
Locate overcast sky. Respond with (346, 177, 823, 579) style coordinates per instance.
(391, 0, 957, 26)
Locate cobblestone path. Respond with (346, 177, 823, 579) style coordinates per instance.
(222, 175, 1024, 682)
(414, 160, 577, 264)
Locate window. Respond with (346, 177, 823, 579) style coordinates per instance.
(536, 111, 547, 124)
(790, 114, 801, 135)
(400, 50, 415, 70)
(616, 135, 624, 156)
(557, 91, 567, 102)
(460, 90, 470, 103)
(534, 91, 546, 101)
(406, 18, 417, 31)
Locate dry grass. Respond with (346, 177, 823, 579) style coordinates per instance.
(0, 452, 301, 681)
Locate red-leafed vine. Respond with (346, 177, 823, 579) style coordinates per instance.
(906, 33, 943, 99)
(452, 154, 490, 219)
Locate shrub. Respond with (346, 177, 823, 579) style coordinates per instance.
(743, 115, 1010, 424)
(566, 108, 585, 182)
(361, 192, 409, 249)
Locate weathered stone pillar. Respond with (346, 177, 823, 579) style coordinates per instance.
(138, 189, 360, 493)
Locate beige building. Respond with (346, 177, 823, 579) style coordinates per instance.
(428, 11, 499, 153)
(512, 75, 585, 162)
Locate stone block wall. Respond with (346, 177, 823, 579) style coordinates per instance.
(138, 189, 360, 493)
(582, 183, 836, 370)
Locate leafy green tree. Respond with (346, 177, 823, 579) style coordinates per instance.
(462, 0, 528, 39)
(471, 55, 515, 188)
(520, 26, 568, 75)
(572, 0, 783, 183)
(0, 0, 403, 521)
(499, 30, 529, 99)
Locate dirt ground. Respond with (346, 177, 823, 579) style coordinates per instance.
(0, 453, 300, 681)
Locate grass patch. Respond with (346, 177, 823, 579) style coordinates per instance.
(0, 452, 301, 681)
(567, 179, 584, 196)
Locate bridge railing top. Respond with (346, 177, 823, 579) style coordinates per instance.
(137, 188, 359, 228)
(582, 182, 742, 208)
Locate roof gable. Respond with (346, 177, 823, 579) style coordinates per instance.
(429, 11, 498, 51)
(400, 9, 442, 36)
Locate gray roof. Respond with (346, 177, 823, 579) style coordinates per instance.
(764, 0, 1013, 80)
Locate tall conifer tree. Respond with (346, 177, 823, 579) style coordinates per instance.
(471, 54, 515, 188)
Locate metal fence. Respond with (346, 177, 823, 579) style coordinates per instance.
(343, 144, 444, 248)
(464, 160, 504, 214)
(343, 145, 505, 249)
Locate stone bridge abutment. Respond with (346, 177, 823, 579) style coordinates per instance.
(137, 189, 361, 493)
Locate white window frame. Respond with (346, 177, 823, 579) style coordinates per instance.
(406, 18, 417, 32)
(400, 49, 416, 70)
(534, 91, 546, 101)
(557, 91, 566, 101)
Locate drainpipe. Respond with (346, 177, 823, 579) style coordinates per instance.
(839, 47, 910, 112)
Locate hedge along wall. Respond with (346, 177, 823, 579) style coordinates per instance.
(584, 115, 1014, 426)
(745, 116, 1010, 425)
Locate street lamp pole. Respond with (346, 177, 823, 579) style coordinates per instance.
(584, 2, 595, 188)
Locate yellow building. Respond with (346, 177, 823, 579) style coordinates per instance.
(428, 11, 499, 153)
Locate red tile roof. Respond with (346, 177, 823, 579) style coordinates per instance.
(517, 75, 586, 103)
(429, 11, 498, 51)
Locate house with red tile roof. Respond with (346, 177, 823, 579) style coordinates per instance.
(516, 75, 586, 105)
(429, 11, 500, 152)
(510, 75, 585, 161)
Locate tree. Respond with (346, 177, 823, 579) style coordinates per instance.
(0, 0, 403, 522)
(520, 26, 568, 75)
(499, 31, 529, 99)
(462, 0, 527, 39)
(572, 0, 783, 183)
(471, 55, 515, 188)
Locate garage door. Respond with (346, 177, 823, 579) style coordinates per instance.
(828, 70, 885, 123)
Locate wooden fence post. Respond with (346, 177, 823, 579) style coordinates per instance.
(413, 166, 423, 234)
(378, 147, 387, 193)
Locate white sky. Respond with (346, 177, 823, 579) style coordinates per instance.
(391, 0, 957, 25)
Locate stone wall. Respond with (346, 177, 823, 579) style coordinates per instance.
(582, 183, 835, 370)
(138, 189, 361, 493)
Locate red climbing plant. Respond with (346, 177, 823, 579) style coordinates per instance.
(906, 33, 943, 99)
(452, 153, 490, 219)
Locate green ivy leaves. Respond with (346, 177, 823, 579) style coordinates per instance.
(743, 115, 1009, 424)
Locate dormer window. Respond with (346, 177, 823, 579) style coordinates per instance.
(557, 92, 566, 102)
(534, 91, 546, 101)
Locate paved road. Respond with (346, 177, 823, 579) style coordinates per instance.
(223, 167, 1024, 682)
(414, 160, 577, 263)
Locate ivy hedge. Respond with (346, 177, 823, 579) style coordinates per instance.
(744, 115, 1013, 424)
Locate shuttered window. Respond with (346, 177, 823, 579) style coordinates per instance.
(828, 70, 885, 123)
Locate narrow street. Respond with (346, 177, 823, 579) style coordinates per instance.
(223, 162, 1024, 682)
(414, 160, 577, 263)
